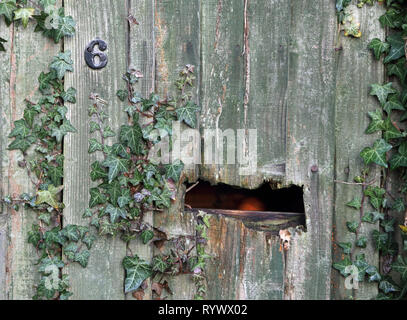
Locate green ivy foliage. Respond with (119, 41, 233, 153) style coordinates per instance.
(334, 0, 407, 300)
(2, 50, 89, 300)
(83, 65, 208, 299)
(0, 0, 75, 52)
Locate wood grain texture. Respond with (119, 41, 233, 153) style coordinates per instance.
(205, 213, 285, 299)
(63, 0, 128, 300)
(283, 0, 337, 300)
(199, 0, 247, 187)
(152, 0, 201, 299)
(0, 2, 61, 298)
(332, 4, 385, 300)
(127, 0, 155, 300)
(0, 215, 7, 300)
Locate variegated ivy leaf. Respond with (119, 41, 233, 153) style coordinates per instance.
(35, 185, 63, 209)
(175, 101, 200, 128)
(105, 204, 127, 224)
(360, 139, 392, 168)
(13, 7, 35, 28)
(102, 155, 131, 183)
(368, 38, 390, 60)
(123, 255, 152, 293)
(384, 32, 405, 64)
(390, 142, 407, 170)
(370, 83, 396, 106)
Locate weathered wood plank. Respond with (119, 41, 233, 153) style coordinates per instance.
(152, 0, 201, 299)
(205, 213, 284, 299)
(127, 0, 155, 300)
(333, 4, 385, 300)
(64, 0, 129, 300)
(247, 0, 289, 178)
(284, 0, 337, 300)
(199, 0, 247, 187)
(0, 2, 61, 298)
(0, 215, 7, 300)
(0, 16, 11, 301)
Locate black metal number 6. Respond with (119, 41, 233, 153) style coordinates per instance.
(85, 39, 108, 70)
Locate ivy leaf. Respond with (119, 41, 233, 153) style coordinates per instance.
(140, 230, 154, 244)
(176, 101, 200, 128)
(44, 227, 66, 246)
(53, 15, 75, 43)
(356, 236, 367, 248)
(364, 186, 385, 210)
(38, 70, 57, 93)
(89, 187, 107, 208)
(383, 95, 405, 114)
(100, 180, 122, 206)
(370, 83, 396, 106)
(338, 242, 352, 254)
(88, 138, 103, 153)
(381, 218, 395, 233)
(47, 165, 63, 186)
(116, 89, 128, 102)
(368, 38, 390, 60)
(346, 221, 359, 233)
(74, 250, 90, 268)
(392, 256, 407, 281)
(354, 254, 369, 282)
(390, 142, 407, 170)
(383, 118, 403, 141)
(362, 211, 384, 224)
(165, 159, 184, 182)
(346, 197, 361, 210)
(82, 234, 96, 250)
(90, 161, 107, 181)
(152, 256, 169, 273)
(372, 230, 389, 251)
(384, 33, 405, 64)
(9, 119, 30, 138)
(387, 59, 407, 84)
(105, 204, 127, 223)
(379, 8, 403, 28)
(102, 155, 130, 183)
(13, 7, 35, 28)
(50, 120, 76, 143)
(365, 109, 385, 134)
(8, 136, 34, 152)
(392, 198, 405, 213)
(61, 225, 80, 242)
(366, 266, 381, 283)
(379, 279, 400, 294)
(123, 255, 152, 293)
(0, 1, 17, 25)
(35, 185, 63, 209)
(333, 255, 352, 277)
(360, 139, 392, 168)
(103, 126, 116, 138)
(38, 212, 51, 225)
(117, 195, 131, 208)
(24, 107, 39, 128)
(119, 124, 143, 155)
(50, 51, 73, 79)
(111, 143, 130, 159)
(61, 87, 77, 103)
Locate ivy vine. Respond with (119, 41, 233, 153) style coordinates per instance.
(84, 65, 209, 300)
(334, 0, 407, 300)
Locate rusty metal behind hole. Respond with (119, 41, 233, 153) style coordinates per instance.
(85, 39, 108, 70)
